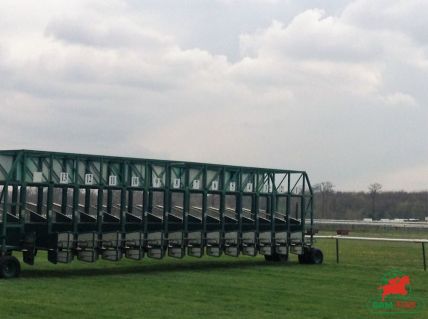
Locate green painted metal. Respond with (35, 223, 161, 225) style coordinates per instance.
(423, 242, 426, 271)
(0, 149, 315, 268)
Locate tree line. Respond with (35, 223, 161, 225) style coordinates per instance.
(313, 182, 428, 220)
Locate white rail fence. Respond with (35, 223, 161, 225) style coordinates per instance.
(310, 235, 428, 271)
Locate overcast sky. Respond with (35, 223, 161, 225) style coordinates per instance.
(1, 0, 427, 191)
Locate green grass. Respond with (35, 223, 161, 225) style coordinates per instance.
(1, 234, 427, 319)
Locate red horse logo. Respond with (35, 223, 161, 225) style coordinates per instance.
(378, 275, 410, 301)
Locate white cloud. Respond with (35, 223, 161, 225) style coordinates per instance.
(0, 0, 427, 191)
(380, 92, 418, 107)
(218, 0, 281, 4)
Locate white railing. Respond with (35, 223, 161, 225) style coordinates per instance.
(309, 235, 428, 271)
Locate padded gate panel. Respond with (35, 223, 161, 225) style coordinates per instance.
(168, 231, 184, 258)
(224, 231, 239, 257)
(206, 231, 222, 257)
(77, 232, 98, 262)
(275, 231, 288, 255)
(187, 231, 203, 257)
(125, 232, 144, 260)
(78, 249, 98, 262)
(258, 231, 273, 256)
(242, 231, 257, 256)
(147, 232, 164, 259)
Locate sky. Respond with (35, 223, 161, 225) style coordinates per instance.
(0, 0, 427, 191)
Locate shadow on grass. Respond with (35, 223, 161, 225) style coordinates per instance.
(20, 258, 297, 279)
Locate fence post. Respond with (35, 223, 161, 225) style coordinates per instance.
(336, 238, 339, 264)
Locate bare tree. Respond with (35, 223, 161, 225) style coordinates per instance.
(368, 182, 382, 219)
(314, 181, 334, 217)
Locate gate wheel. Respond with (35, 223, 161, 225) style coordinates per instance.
(298, 248, 323, 265)
(0, 255, 21, 279)
(309, 248, 323, 264)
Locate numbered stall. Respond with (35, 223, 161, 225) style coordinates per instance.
(0, 149, 322, 278)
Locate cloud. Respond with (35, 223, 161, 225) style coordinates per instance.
(0, 0, 427, 191)
(45, 16, 173, 49)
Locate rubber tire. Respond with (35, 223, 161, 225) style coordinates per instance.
(310, 248, 323, 265)
(0, 255, 21, 279)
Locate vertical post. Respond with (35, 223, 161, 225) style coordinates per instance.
(422, 242, 426, 272)
(254, 172, 260, 245)
(11, 185, 18, 215)
(47, 154, 53, 233)
(120, 187, 126, 234)
(37, 186, 43, 215)
(237, 169, 242, 240)
(270, 173, 276, 254)
(72, 186, 79, 235)
(1, 183, 9, 255)
(97, 188, 103, 235)
(286, 173, 291, 251)
(336, 238, 339, 264)
(202, 166, 207, 240)
(128, 190, 133, 214)
(61, 188, 68, 216)
(164, 164, 170, 236)
(98, 159, 104, 237)
(301, 175, 306, 245)
(107, 189, 113, 215)
(120, 163, 127, 236)
(19, 153, 27, 224)
(305, 174, 314, 245)
(184, 166, 190, 238)
(19, 185, 27, 223)
(220, 169, 225, 236)
(61, 159, 68, 218)
(73, 160, 79, 235)
(85, 188, 91, 215)
(47, 184, 53, 233)
(143, 162, 149, 242)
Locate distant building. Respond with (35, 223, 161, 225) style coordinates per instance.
(363, 218, 372, 222)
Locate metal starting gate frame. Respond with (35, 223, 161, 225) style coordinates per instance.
(0, 149, 322, 278)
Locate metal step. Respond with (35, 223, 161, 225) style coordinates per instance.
(103, 212, 120, 223)
(126, 213, 142, 223)
(80, 211, 96, 223)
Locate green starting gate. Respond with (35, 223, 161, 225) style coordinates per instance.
(0, 149, 322, 278)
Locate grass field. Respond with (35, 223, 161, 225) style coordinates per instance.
(0, 231, 427, 319)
